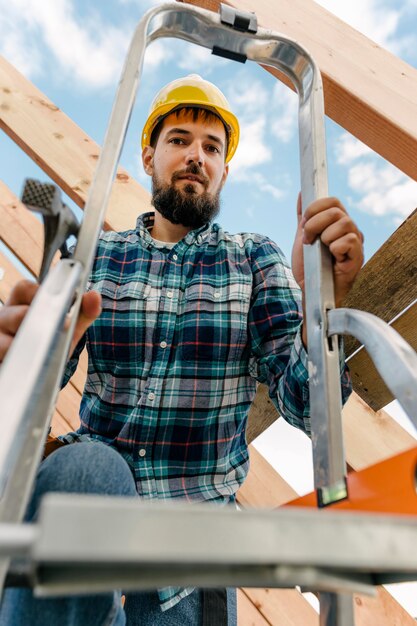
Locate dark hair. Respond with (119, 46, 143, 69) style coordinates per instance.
(150, 106, 229, 155)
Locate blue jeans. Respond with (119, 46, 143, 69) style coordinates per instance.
(0, 442, 237, 625)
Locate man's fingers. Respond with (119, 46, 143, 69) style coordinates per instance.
(314, 215, 362, 249)
(0, 305, 29, 335)
(5, 280, 38, 307)
(303, 207, 348, 244)
(303, 197, 345, 222)
(329, 233, 364, 265)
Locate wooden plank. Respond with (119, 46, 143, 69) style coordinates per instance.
(247, 384, 279, 448)
(343, 208, 417, 354)
(353, 587, 417, 626)
(50, 409, 75, 438)
(238, 445, 298, 508)
(242, 588, 318, 626)
(178, 0, 417, 181)
(0, 250, 24, 303)
(342, 393, 415, 471)
(0, 181, 43, 276)
(56, 384, 82, 432)
(237, 589, 272, 626)
(0, 55, 152, 232)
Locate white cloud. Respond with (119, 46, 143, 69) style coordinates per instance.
(335, 133, 373, 165)
(270, 83, 298, 144)
(332, 130, 417, 223)
(144, 40, 173, 70)
(38, 1, 128, 88)
(223, 77, 294, 199)
(348, 161, 417, 219)
(252, 173, 284, 200)
(226, 78, 269, 117)
(224, 76, 273, 180)
(0, 0, 171, 88)
(0, 23, 42, 77)
(178, 46, 212, 71)
(230, 115, 272, 175)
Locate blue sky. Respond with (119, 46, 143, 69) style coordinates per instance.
(1, 0, 417, 614)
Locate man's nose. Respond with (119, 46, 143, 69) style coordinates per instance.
(185, 142, 205, 167)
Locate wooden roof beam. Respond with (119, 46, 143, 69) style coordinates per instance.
(0, 56, 152, 232)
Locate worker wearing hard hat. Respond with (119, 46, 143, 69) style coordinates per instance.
(0, 75, 364, 626)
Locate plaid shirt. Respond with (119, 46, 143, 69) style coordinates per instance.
(62, 211, 351, 609)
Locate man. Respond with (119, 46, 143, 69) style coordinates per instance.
(0, 75, 363, 625)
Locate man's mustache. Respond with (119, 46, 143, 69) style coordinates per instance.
(171, 164, 209, 189)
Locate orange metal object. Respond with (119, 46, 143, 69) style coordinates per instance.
(286, 446, 417, 514)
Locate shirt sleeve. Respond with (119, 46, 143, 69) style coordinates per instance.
(247, 237, 352, 436)
(60, 333, 86, 389)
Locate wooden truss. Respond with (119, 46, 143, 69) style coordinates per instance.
(0, 0, 416, 622)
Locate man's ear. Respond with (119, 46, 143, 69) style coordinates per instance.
(142, 146, 154, 176)
(220, 163, 229, 189)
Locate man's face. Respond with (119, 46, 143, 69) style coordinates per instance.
(142, 111, 229, 228)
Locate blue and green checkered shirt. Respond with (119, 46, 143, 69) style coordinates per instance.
(62, 211, 351, 610)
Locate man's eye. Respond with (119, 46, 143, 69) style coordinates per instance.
(169, 137, 185, 145)
(206, 145, 220, 153)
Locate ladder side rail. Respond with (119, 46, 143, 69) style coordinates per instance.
(328, 307, 417, 425)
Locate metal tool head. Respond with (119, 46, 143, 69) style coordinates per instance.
(21, 178, 79, 281)
(21, 179, 63, 217)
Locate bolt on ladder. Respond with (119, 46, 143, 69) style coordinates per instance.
(1, 4, 417, 625)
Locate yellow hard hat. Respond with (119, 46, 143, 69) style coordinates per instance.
(141, 74, 239, 163)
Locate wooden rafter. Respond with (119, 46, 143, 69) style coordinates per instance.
(0, 56, 152, 232)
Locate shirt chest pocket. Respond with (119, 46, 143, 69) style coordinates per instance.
(181, 283, 250, 362)
(92, 281, 153, 365)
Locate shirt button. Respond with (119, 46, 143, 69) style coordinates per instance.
(172, 254, 178, 261)
(166, 291, 174, 298)
(160, 341, 167, 349)
(139, 449, 146, 457)
(214, 291, 221, 298)
(148, 392, 155, 401)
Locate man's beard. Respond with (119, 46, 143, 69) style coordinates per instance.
(151, 165, 221, 229)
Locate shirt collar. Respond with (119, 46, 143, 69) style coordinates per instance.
(135, 211, 212, 247)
